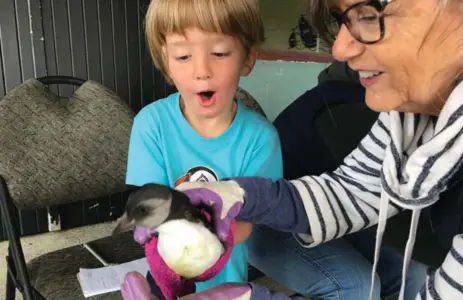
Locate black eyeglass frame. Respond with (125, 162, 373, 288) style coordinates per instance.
(331, 0, 392, 44)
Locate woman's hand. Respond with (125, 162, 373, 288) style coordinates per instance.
(133, 227, 155, 245)
(121, 272, 252, 300)
(176, 181, 246, 242)
(132, 182, 246, 245)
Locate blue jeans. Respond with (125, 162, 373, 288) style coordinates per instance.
(247, 226, 428, 300)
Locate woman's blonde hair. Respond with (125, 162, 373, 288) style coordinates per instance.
(145, 0, 265, 81)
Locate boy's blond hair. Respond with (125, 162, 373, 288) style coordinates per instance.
(145, 0, 265, 81)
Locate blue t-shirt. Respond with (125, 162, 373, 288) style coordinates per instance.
(126, 92, 283, 291)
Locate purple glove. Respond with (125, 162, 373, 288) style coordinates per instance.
(176, 181, 245, 241)
(121, 272, 252, 300)
(121, 272, 157, 300)
(133, 227, 155, 245)
(133, 182, 245, 244)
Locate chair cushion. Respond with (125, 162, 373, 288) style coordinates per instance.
(236, 87, 266, 118)
(0, 78, 134, 210)
(27, 232, 144, 299)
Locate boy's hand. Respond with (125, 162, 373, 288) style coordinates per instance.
(179, 283, 252, 300)
(235, 221, 253, 244)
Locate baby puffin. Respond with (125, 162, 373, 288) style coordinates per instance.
(112, 183, 225, 278)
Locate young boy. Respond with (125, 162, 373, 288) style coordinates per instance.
(123, 0, 282, 297)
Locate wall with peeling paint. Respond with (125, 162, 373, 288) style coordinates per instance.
(240, 60, 328, 122)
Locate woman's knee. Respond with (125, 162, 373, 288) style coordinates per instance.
(248, 229, 383, 299)
(401, 260, 428, 299)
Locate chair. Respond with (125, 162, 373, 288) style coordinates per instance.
(236, 87, 267, 118)
(0, 76, 141, 300)
(0, 81, 268, 299)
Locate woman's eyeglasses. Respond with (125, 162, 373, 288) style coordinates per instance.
(331, 0, 391, 44)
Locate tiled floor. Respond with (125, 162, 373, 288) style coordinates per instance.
(0, 223, 115, 299)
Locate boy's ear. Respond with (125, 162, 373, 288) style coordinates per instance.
(240, 47, 258, 77)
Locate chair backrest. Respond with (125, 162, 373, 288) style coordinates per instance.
(235, 87, 267, 118)
(0, 78, 134, 210)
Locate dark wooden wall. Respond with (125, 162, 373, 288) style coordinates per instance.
(0, 0, 176, 240)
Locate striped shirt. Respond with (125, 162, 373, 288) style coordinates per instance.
(235, 81, 463, 299)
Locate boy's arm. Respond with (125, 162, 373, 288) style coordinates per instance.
(126, 110, 169, 187)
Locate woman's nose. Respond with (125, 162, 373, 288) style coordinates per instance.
(332, 25, 365, 62)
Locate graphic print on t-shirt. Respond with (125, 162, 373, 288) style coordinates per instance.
(174, 166, 218, 187)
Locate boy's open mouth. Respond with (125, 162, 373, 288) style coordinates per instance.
(198, 91, 215, 99)
(197, 91, 216, 106)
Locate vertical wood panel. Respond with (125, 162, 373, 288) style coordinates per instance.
(125, 0, 142, 113)
(98, 0, 116, 91)
(139, 0, 154, 108)
(0, 0, 22, 91)
(112, 0, 130, 103)
(28, 0, 48, 78)
(68, 0, 88, 81)
(15, 0, 35, 81)
(53, 0, 74, 96)
(41, 0, 59, 94)
(83, 0, 102, 82)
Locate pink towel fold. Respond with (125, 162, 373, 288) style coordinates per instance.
(144, 213, 236, 300)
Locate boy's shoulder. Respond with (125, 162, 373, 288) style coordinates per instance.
(134, 92, 180, 123)
(237, 101, 279, 140)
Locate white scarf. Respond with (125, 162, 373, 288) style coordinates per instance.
(370, 80, 463, 300)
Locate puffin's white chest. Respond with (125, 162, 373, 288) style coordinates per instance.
(156, 219, 224, 278)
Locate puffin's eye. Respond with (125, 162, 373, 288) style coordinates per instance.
(137, 206, 150, 216)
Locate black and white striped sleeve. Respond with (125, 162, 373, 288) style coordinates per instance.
(292, 112, 402, 247)
(417, 234, 463, 300)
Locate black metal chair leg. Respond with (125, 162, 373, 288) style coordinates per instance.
(0, 177, 34, 300)
(5, 265, 16, 300)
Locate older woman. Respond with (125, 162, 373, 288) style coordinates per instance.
(123, 0, 463, 299)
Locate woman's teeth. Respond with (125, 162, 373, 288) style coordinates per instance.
(358, 71, 382, 79)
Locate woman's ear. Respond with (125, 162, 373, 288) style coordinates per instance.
(240, 47, 258, 77)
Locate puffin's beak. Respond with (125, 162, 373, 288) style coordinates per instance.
(112, 213, 135, 235)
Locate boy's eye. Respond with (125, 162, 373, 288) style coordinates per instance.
(212, 52, 231, 58)
(175, 55, 190, 61)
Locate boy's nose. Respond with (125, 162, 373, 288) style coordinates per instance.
(194, 57, 212, 80)
(196, 72, 211, 80)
